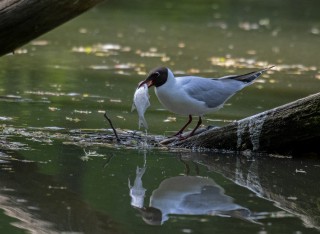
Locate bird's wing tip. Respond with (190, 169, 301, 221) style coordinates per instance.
(265, 65, 276, 71)
(259, 65, 275, 74)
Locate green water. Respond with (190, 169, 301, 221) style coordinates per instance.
(0, 0, 320, 233)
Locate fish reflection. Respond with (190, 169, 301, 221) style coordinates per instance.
(128, 151, 147, 209)
(128, 166, 147, 208)
(129, 158, 256, 225)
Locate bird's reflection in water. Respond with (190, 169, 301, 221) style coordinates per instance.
(129, 154, 258, 225)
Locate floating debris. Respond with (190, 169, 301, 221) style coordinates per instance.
(74, 110, 92, 114)
(13, 48, 28, 54)
(110, 99, 122, 103)
(259, 18, 270, 27)
(295, 169, 307, 174)
(310, 27, 320, 35)
(72, 43, 125, 57)
(246, 50, 257, 55)
(48, 107, 60, 111)
(48, 185, 67, 190)
(83, 149, 105, 157)
(101, 43, 121, 51)
(65, 117, 81, 122)
(30, 40, 49, 46)
(0, 95, 32, 103)
(178, 42, 186, 48)
(238, 22, 259, 31)
(25, 90, 65, 97)
(138, 51, 166, 58)
(0, 116, 13, 121)
(1, 125, 159, 150)
(79, 28, 88, 34)
(163, 117, 176, 123)
(42, 126, 65, 131)
(206, 118, 234, 123)
(0, 138, 30, 151)
(67, 93, 80, 96)
(89, 65, 110, 70)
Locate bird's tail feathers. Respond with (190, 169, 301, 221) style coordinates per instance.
(220, 66, 275, 83)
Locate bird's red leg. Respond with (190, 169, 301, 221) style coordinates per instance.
(173, 115, 192, 136)
(188, 116, 202, 137)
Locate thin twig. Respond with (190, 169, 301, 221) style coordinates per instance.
(103, 153, 115, 168)
(104, 111, 121, 142)
(178, 154, 190, 175)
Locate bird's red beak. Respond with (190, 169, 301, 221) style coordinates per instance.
(138, 72, 160, 88)
(138, 79, 153, 88)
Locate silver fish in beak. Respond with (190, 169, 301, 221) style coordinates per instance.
(132, 83, 150, 129)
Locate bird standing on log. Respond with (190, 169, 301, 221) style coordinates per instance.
(139, 66, 274, 138)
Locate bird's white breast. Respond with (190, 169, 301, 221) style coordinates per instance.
(154, 78, 210, 116)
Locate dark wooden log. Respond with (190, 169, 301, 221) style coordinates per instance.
(170, 92, 320, 156)
(0, 0, 104, 56)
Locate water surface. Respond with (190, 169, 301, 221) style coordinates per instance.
(0, 0, 319, 233)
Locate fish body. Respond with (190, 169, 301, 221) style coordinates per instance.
(132, 84, 150, 129)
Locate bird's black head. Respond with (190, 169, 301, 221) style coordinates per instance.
(138, 67, 168, 88)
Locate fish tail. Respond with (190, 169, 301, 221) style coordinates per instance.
(139, 116, 148, 129)
(131, 103, 136, 112)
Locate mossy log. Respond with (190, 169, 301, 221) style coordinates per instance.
(0, 0, 104, 56)
(169, 92, 320, 156)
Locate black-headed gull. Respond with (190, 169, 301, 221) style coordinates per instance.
(139, 66, 274, 137)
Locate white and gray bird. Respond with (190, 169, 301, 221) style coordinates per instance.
(139, 66, 274, 137)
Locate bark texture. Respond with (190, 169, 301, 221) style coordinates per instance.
(0, 0, 104, 56)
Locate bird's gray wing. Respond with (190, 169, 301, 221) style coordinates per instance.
(177, 76, 243, 108)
